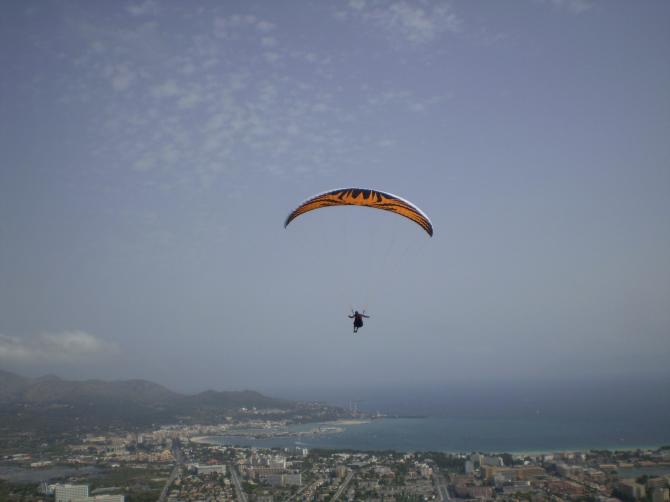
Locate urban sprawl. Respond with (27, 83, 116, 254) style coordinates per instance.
(2, 417, 669, 501)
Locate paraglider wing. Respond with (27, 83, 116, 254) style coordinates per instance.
(284, 188, 433, 236)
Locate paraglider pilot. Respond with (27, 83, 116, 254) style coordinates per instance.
(348, 310, 370, 333)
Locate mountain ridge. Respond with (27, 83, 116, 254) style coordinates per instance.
(0, 369, 335, 433)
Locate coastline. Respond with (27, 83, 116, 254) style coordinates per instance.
(191, 436, 215, 444)
(190, 418, 372, 445)
(188, 416, 670, 455)
(328, 419, 370, 426)
(192, 436, 670, 457)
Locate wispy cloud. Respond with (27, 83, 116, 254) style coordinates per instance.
(0, 331, 120, 364)
(104, 63, 136, 92)
(537, 0, 594, 15)
(43, 2, 452, 196)
(366, 89, 445, 114)
(60, 5, 371, 189)
(339, 0, 462, 45)
(126, 0, 159, 17)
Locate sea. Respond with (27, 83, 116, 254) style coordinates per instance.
(201, 416, 670, 454)
(0, 465, 101, 483)
(219, 378, 670, 454)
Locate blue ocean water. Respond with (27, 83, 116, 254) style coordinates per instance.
(205, 416, 670, 453)
(245, 379, 670, 453)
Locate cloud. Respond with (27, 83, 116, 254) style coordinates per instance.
(58, 3, 449, 194)
(366, 89, 444, 113)
(342, 0, 462, 45)
(150, 80, 180, 99)
(105, 64, 136, 91)
(126, 0, 158, 17)
(264, 51, 281, 63)
(538, 0, 594, 15)
(213, 15, 275, 39)
(64, 7, 368, 189)
(0, 331, 120, 364)
(261, 36, 278, 48)
(256, 20, 275, 32)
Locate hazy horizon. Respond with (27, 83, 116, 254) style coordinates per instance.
(4, 366, 670, 425)
(1, 1, 669, 393)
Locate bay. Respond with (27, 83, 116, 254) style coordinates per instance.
(201, 416, 670, 453)
(0, 465, 101, 483)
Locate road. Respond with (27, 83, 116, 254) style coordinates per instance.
(229, 464, 248, 502)
(433, 468, 451, 501)
(331, 471, 354, 501)
(290, 477, 324, 501)
(157, 445, 184, 502)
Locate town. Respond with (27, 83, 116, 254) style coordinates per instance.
(2, 418, 669, 501)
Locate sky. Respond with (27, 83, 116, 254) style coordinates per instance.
(1, 0, 668, 397)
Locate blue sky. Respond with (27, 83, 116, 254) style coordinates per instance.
(1, 0, 668, 393)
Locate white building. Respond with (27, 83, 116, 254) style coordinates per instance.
(284, 473, 302, 486)
(268, 455, 286, 469)
(470, 453, 483, 464)
(194, 464, 226, 475)
(482, 456, 504, 467)
(259, 473, 284, 487)
(258, 472, 302, 487)
(417, 463, 433, 478)
(618, 480, 646, 500)
(336, 465, 348, 478)
(54, 484, 89, 502)
(286, 447, 309, 457)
